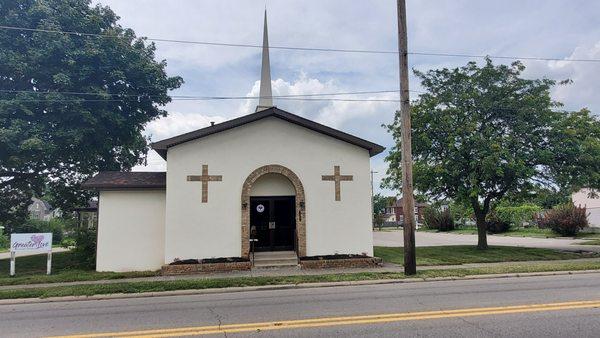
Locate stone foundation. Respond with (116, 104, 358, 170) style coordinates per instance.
(161, 261, 252, 275)
(299, 256, 382, 269)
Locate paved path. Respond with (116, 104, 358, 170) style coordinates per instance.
(1, 273, 599, 337)
(374, 230, 600, 252)
(0, 247, 69, 260)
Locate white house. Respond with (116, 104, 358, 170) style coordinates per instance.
(82, 12, 384, 272)
(572, 189, 600, 228)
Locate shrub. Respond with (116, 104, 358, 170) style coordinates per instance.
(9, 218, 75, 245)
(495, 203, 542, 227)
(0, 229, 8, 249)
(423, 207, 455, 231)
(69, 226, 97, 269)
(486, 212, 511, 234)
(448, 202, 474, 227)
(537, 203, 588, 236)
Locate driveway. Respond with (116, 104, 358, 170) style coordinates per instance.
(374, 230, 600, 253)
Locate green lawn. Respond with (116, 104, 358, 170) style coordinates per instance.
(373, 245, 595, 266)
(0, 252, 157, 286)
(581, 239, 600, 246)
(1, 260, 600, 300)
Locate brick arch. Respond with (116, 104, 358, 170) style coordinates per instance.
(241, 165, 306, 258)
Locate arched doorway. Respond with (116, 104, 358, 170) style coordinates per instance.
(241, 165, 306, 258)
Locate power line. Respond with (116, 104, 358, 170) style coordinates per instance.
(0, 96, 402, 103)
(0, 88, 414, 99)
(1, 25, 599, 63)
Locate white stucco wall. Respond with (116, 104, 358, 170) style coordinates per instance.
(572, 189, 600, 228)
(250, 173, 295, 196)
(164, 116, 374, 262)
(96, 190, 166, 272)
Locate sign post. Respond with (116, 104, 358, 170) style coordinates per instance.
(9, 233, 53, 276)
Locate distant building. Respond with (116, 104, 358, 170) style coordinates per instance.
(572, 189, 600, 228)
(74, 201, 98, 229)
(391, 197, 429, 225)
(28, 197, 55, 221)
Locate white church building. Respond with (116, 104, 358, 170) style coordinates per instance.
(83, 12, 384, 272)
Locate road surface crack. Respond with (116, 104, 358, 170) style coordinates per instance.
(207, 306, 226, 337)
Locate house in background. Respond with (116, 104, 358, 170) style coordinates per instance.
(28, 197, 56, 221)
(392, 197, 429, 225)
(380, 197, 429, 226)
(572, 189, 600, 228)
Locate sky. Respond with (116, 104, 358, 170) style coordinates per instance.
(93, 0, 600, 195)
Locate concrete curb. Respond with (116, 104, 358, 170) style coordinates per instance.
(1, 269, 599, 306)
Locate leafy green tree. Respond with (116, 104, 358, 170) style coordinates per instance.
(383, 59, 600, 249)
(372, 193, 393, 215)
(0, 0, 183, 231)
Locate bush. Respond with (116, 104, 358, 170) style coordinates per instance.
(537, 203, 588, 236)
(495, 203, 542, 227)
(0, 229, 8, 249)
(69, 226, 97, 269)
(423, 207, 455, 231)
(486, 212, 511, 234)
(9, 218, 75, 245)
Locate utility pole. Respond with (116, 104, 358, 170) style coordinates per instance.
(397, 0, 416, 275)
(370, 170, 378, 228)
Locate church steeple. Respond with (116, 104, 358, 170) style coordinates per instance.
(256, 9, 273, 112)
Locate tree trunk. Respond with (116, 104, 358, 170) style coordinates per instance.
(475, 211, 488, 250)
(472, 198, 490, 250)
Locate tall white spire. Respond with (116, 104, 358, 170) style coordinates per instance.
(256, 9, 273, 112)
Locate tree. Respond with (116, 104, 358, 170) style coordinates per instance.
(372, 193, 392, 216)
(0, 0, 183, 231)
(383, 59, 600, 249)
(372, 193, 394, 229)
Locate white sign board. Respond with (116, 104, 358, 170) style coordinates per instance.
(10, 233, 52, 253)
(9, 233, 53, 276)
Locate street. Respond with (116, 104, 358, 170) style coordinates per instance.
(1, 273, 599, 337)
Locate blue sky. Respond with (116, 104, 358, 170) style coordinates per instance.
(95, 0, 600, 195)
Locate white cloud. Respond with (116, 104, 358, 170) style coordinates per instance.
(524, 41, 600, 113)
(144, 111, 226, 142)
(237, 73, 396, 129)
(133, 111, 226, 172)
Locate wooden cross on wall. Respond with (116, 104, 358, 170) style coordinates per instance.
(187, 165, 222, 203)
(322, 165, 353, 201)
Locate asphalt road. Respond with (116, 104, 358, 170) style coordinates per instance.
(1, 273, 599, 337)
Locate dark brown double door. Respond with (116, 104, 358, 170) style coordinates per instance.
(250, 196, 296, 251)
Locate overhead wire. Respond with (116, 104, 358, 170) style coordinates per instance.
(1, 25, 599, 63)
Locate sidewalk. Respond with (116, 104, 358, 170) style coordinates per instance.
(3, 257, 599, 291)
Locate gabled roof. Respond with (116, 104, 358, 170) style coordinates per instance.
(81, 171, 166, 190)
(151, 107, 385, 159)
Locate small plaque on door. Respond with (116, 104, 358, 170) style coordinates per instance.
(268, 221, 276, 229)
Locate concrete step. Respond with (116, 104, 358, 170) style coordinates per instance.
(253, 260, 299, 268)
(252, 251, 298, 268)
(253, 251, 297, 260)
(253, 257, 298, 265)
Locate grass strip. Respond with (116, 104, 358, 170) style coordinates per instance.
(1, 247, 596, 287)
(373, 246, 595, 266)
(1, 260, 599, 300)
